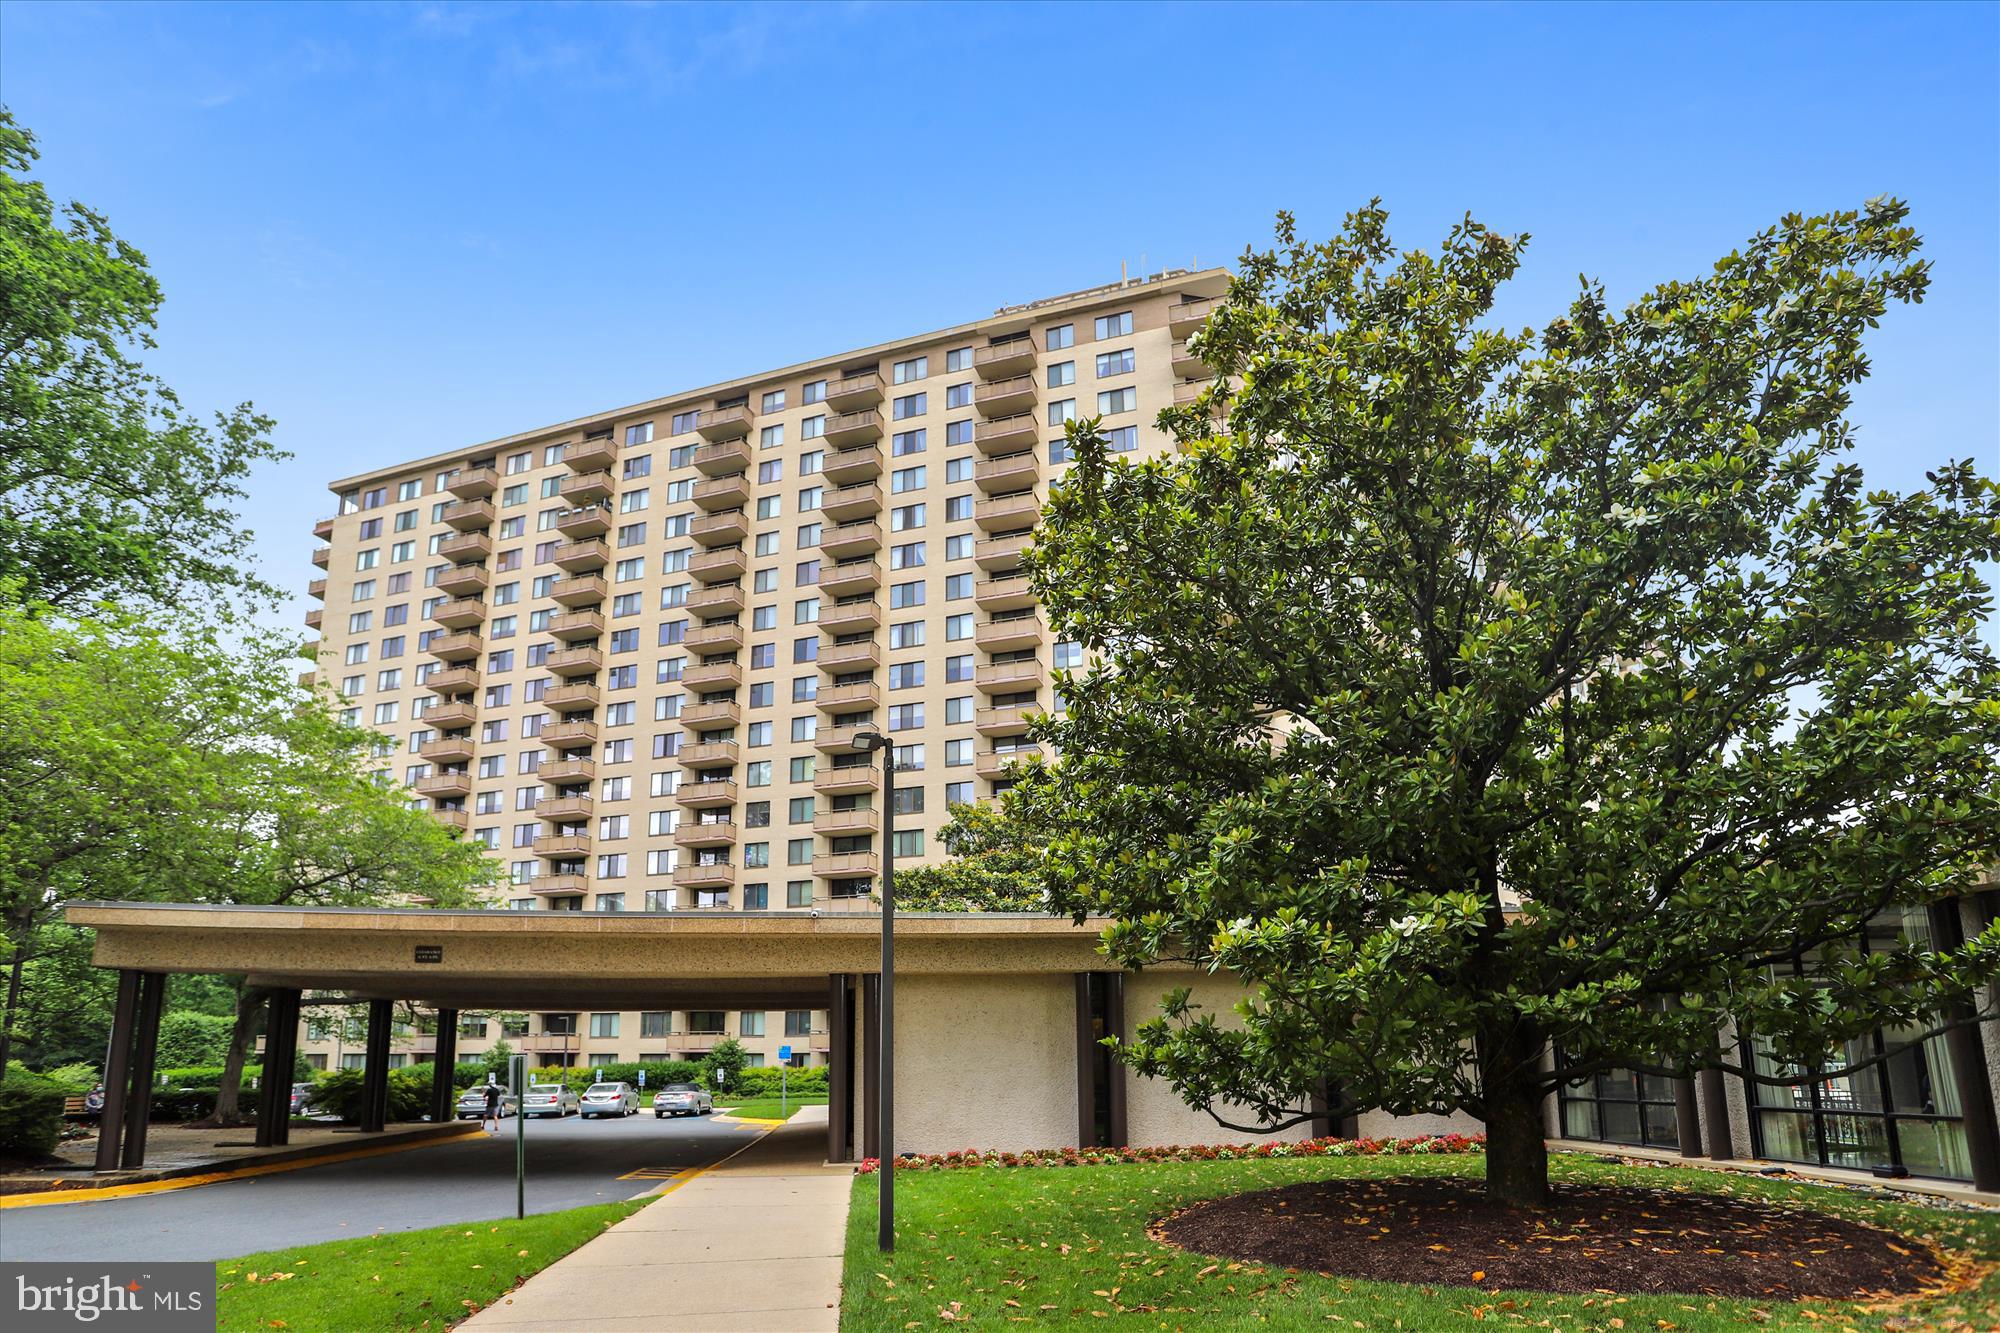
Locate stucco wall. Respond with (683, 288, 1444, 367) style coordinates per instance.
(887, 972, 1080, 1154)
(1120, 975, 1318, 1147)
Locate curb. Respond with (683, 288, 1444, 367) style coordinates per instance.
(0, 1122, 485, 1209)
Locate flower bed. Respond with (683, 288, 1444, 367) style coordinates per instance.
(855, 1132, 1482, 1173)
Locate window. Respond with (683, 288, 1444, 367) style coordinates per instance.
(945, 694, 973, 724)
(800, 415, 825, 441)
(1098, 387, 1138, 415)
(888, 702, 923, 730)
(945, 419, 975, 448)
(1045, 323, 1074, 351)
(945, 737, 974, 767)
(945, 347, 973, 373)
(946, 653, 974, 682)
(739, 1011, 766, 1037)
(889, 620, 925, 649)
(893, 829, 925, 858)
(945, 495, 974, 523)
(641, 1011, 672, 1039)
(945, 572, 972, 600)
(1094, 311, 1133, 339)
(946, 780, 974, 805)
(1096, 348, 1135, 377)
(760, 423, 785, 450)
(888, 660, 925, 690)
(625, 421, 654, 446)
(889, 580, 925, 609)
(1048, 399, 1076, 427)
(890, 466, 926, 494)
(1104, 425, 1138, 452)
(945, 612, 973, 641)
(1047, 361, 1075, 388)
(589, 1013, 620, 1039)
(671, 410, 700, 435)
(760, 389, 786, 412)
(1053, 640, 1084, 669)
(891, 428, 926, 457)
(787, 837, 813, 866)
(891, 392, 926, 420)
(890, 504, 924, 532)
(945, 382, 972, 409)
(892, 356, 927, 384)
(787, 881, 813, 908)
(802, 379, 826, 405)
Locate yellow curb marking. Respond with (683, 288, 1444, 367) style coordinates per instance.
(616, 1166, 687, 1181)
(0, 1125, 486, 1210)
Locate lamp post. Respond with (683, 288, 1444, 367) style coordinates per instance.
(849, 727, 896, 1252)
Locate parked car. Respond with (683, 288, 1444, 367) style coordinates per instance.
(579, 1081, 638, 1118)
(522, 1082, 580, 1118)
(455, 1086, 518, 1119)
(288, 1082, 317, 1116)
(653, 1083, 713, 1118)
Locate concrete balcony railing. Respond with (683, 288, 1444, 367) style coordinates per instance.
(821, 483, 883, 524)
(686, 583, 746, 615)
(816, 522, 881, 560)
(552, 539, 610, 573)
(973, 374, 1036, 418)
(549, 575, 607, 608)
(975, 659, 1043, 695)
(973, 339, 1037, 379)
(974, 574, 1036, 612)
(419, 735, 476, 765)
(691, 510, 750, 547)
(313, 517, 336, 540)
(429, 598, 487, 630)
(560, 470, 615, 505)
(546, 645, 604, 675)
(689, 547, 748, 583)
(817, 599, 880, 633)
(973, 413, 1037, 455)
(975, 614, 1043, 653)
(679, 699, 742, 729)
(307, 578, 328, 600)
(974, 492, 1040, 533)
(813, 806, 878, 836)
(814, 681, 881, 714)
(813, 723, 874, 754)
(685, 621, 746, 653)
(973, 531, 1033, 572)
(304, 608, 323, 631)
(672, 860, 736, 890)
(543, 719, 599, 748)
(426, 631, 482, 663)
(416, 772, 473, 799)
(446, 465, 499, 499)
(696, 406, 755, 442)
(975, 451, 1040, 493)
(437, 531, 493, 562)
(682, 659, 745, 691)
(424, 700, 479, 730)
(813, 764, 879, 796)
(822, 441, 883, 484)
(674, 820, 737, 849)
(1170, 340, 1206, 379)
(975, 703, 1039, 737)
(442, 499, 495, 531)
(675, 778, 739, 810)
(435, 563, 490, 596)
(529, 873, 590, 897)
(817, 559, 881, 597)
(534, 834, 592, 859)
(823, 410, 884, 448)
(692, 438, 753, 475)
(566, 437, 617, 472)
(692, 474, 752, 512)
(812, 851, 880, 880)
(431, 807, 469, 832)
(548, 609, 605, 642)
(311, 546, 330, 569)
(1168, 296, 1218, 338)
(537, 795, 593, 822)
(554, 505, 613, 539)
(825, 372, 884, 411)
(680, 740, 740, 772)
(425, 665, 480, 695)
(817, 640, 881, 673)
(976, 745, 1044, 779)
(540, 758, 596, 786)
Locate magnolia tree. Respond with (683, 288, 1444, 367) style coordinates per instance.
(1013, 201, 2000, 1205)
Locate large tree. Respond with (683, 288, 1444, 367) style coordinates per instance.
(1015, 201, 2000, 1205)
(0, 108, 283, 610)
(892, 800, 1047, 912)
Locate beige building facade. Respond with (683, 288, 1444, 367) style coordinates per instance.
(298, 268, 1231, 1071)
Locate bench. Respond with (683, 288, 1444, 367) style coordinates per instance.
(62, 1096, 98, 1121)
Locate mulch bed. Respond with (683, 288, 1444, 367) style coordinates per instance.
(1152, 1177, 1947, 1300)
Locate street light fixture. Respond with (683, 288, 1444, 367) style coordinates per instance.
(849, 726, 897, 1253)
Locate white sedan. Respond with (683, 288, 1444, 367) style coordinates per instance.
(521, 1083, 580, 1118)
(579, 1081, 639, 1118)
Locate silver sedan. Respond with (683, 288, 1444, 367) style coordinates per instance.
(652, 1083, 714, 1118)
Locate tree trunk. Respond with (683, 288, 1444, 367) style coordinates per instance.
(205, 986, 267, 1126)
(1479, 1020, 1552, 1207)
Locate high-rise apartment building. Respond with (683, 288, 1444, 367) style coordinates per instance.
(297, 268, 1229, 1071)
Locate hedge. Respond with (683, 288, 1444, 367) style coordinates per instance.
(0, 1064, 69, 1158)
(310, 1067, 431, 1123)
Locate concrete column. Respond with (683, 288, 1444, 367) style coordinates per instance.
(360, 998, 393, 1133)
(119, 972, 166, 1168)
(431, 1009, 460, 1125)
(1929, 901, 2000, 1192)
(1073, 973, 1129, 1149)
(1073, 974, 1098, 1148)
(1700, 1067, 1735, 1160)
(93, 970, 141, 1173)
(826, 976, 852, 1163)
(1674, 1075, 1704, 1158)
(1103, 973, 1127, 1148)
(860, 973, 880, 1161)
(268, 990, 301, 1146)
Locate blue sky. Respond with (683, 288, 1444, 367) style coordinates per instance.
(2, 0, 1995, 631)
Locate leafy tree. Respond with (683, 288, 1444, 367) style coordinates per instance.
(892, 800, 1048, 912)
(703, 1038, 748, 1093)
(0, 109, 284, 610)
(480, 1039, 514, 1080)
(155, 1011, 236, 1069)
(1016, 201, 2000, 1206)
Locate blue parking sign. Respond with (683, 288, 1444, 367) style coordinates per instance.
(777, 1045, 792, 1062)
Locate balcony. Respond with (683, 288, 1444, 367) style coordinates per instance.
(447, 466, 499, 499)
(973, 375, 1035, 418)
(676, 779, 738, 810)
(673, 861, 736, 890)
(442, 499, 495, 532)
(813, 723, 874, 754)
(686, 583, 746, 615)
(529, 873, 590, 898)
(977, 745, 1044, 779)
(313, 517, 336, 541)
(814, 681, 880, 714)
(555, 505, 612, 539)
(430, 597, 487, 630)
(691, 510, 750, 547)
(1171, 340, 1206, 379)
(974, 574, 1035, 613)
(975, 451, 1040, 493)
(425, 700, 479, 730)
(821, 441, 883, 484)
(416, 772, 472, 800)
(808, 564, 877, 604)
(307, 578, 327, 600)
(546, 645, 604, 675)
(696, 404, 756, 442)
(1168, 296, 1218, 338)
(686, 621, 746, 653)
(682, 659, 745, 691)
(425, 666, 479, 695)
(419, 735, 476, 765)
(976, 614, 1043, 652)
(680, 740, 740, 772)
(540, 758, 596, 785)
(545, 681, 600, 711)
(435, 563, 490, 596)
(549, 574, 606, 608)
(823, 410, 883, 448)
(692, 438, 753, 475)
(680, 699, 742, 729)
(974, 413, 1038, 455)
(975, 659, 1043, 694)
(537, 795, 592, 823)
(821, 483, 882, 524)
(825, 372, 884, 411)
(432, 807, 469, 832)
(976, 703, 1039, 737)
(297, 669, 317, 689)
(689, 546, 748, 583)
(817, 522, 881, 560)
(813, 765, 879, 796)
(674, 820, 737, 850)
(974, 493, 1040, 532)
(534, 834, 592, 860)
(692, 474, 751, 512)
(304, 608, 322, 631)
(812, 852, 880, 880)
(437, 531, 493, 562)
(813, 806, 877, 837)
(543, 719, 599, 748)
(553, 539, 609, 573)
(427, 631, 482, 663)
(974, 338, 1038, 380)
(548, 609, 605, 643)
(973, 531, 1033, 572)
(817, 599, 880, 633)
(817, 640, 880, 673)
(567, 436, 617, 472)
(311, 547, 329, 569)
(561, 470, 615, 505)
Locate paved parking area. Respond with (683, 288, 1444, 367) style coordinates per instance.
(0, 1110, 759, 1263)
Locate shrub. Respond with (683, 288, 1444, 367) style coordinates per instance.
(157, 1064, 264, 1090)
(155, 1010, 237, 1068)
(728, 1065, 827, 1098)
(0, 1064, 69, 1158)
(149, 1089, 218, 1122)
(308, 1067, 431, 1123)
(34, 1062, 99, 1093)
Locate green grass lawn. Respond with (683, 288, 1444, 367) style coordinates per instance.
(719, 1092, 830, 1120)
(841, 1152, 2000, 1330)
(216, 1200, 645, 1332)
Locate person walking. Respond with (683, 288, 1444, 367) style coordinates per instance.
(482, 1078, 504, 1133)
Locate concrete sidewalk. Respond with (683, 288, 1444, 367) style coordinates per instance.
(463, 1105, 850, 1331)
